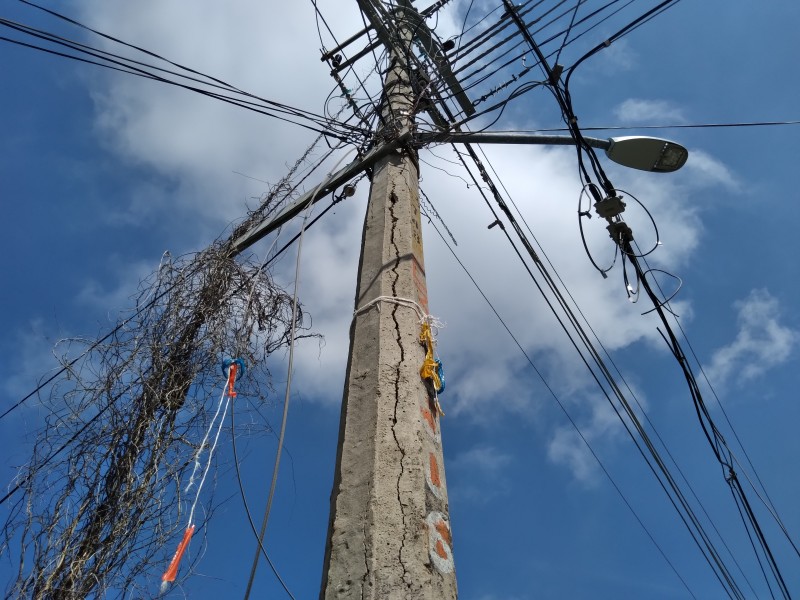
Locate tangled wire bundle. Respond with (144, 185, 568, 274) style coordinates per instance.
(2, 182, 314, 598)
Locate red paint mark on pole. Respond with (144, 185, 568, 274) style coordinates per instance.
(435, 519, 452, 548)
(426, 512, 454, 573)
(421, 406, 437, 435)
(435, 539, 448, 559)
(429, 452, 441, 488)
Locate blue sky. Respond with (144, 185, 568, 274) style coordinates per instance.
(2, 1, 799, 598)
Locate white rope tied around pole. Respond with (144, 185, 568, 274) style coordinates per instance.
(356, 296, 448, 416)
(354, 295, 445, 332)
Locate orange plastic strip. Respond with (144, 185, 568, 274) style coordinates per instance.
(226, 364, 238, 397)
(161, 524, 195, 583)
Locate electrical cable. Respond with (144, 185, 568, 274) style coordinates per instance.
(620, 241, 795, 599)
(474, 141, 761, 594)
(501, 120, 800, 133)
(423, 189, 699, 598)
(452, 142, 747, 598)
(1, 153, 358, 518)
(230, 397, 297, 600)
(1, 15, 367, 142)
(553, 0, 584, 65)
(0, 32, 358, 143)
(241, 148, 357, 599)
(0, 130, 344, 426)
(430, 95, 749, 593)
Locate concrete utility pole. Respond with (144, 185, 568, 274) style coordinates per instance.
(320, 5, 457, 599)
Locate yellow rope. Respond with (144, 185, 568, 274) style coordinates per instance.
(419, 322, 444, 416)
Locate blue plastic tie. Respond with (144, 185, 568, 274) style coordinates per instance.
(221, 357, 246, 380)
(435, 359, 445, 394)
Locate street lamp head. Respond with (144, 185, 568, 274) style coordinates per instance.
(605, 136, 689, 173)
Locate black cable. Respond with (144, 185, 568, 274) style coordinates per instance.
(504, 120, 800, 133)
(230, 393, 296, 599)
(553, 0, 583, 65)
(476, 142, 760, 595)
(1, 17, 366, 141)
(313, 0, 385, 128)
(423, 190, 698, 598)
(456, 143, 746, 597)
(0, 187, 354, 510)
(1, 18, 356, 133)
(429, 84, 748, 592)
(622, 242, 795, 598)
(0, 31, 357, 142)
(664, 303, 800, 561)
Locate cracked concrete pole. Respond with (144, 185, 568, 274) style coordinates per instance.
(320, 7, 457, 600)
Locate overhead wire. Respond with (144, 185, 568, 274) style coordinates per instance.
(240, 147, 357, 599)
(421, 184, 699, 598)
(632, 240, 800, 562)
(620, 244, 795, 599)
(449, 140, 747, 598)
(0, 139, 357, 519)
(0, 33, 358, 143)
(1, 11, 367, 142)
(493, 1, 795, 592)
(4, 0, 792, 592)
(340, 7, 728, 589)
(421, 79, 750, 595)
(476, 143, 761, 594)
(312, 0, 386, 129)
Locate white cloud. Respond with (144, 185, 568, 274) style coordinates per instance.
(614, 98, 686, 124)
(451, 445, 512, 472)
(706, 289, 798, 387)
(62, 0, 743, 463)
(448, 444, 513, 505)
(683, 149, 740, 190)
(546, 392, 628, 485)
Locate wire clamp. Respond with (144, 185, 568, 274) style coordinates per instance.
(594, 195, 626, 219)
(606, 220, 634, 244)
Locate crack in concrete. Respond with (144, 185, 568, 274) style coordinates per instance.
(387, 187, 412, 591)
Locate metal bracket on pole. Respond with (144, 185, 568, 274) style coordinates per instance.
(395, 0, 475, 117)
(356, 0, 474, 118)
(356, 0, 395, 53)
(230, 128, 412, 255)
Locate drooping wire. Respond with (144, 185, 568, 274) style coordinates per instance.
(474, 142, 761, 594)
(438, 118, 748, 596)
(241, 148, 357, 599)
(422, 184, 700, 598)
(620, 241, 795, 599)
(0, 140, 355, 514)
(2, 10, 367, 142)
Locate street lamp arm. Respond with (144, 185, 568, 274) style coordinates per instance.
(416, 131, 688, 174)
(231, 129, 688, 255)
(417, 131, 611, 149)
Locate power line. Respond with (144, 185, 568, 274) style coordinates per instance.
(1, 12, 367, 142)
(422, 185, 699, 599)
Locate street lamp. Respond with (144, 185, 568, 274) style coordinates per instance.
(604, 135, 688, 173)
(417, 132, 689, 174)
